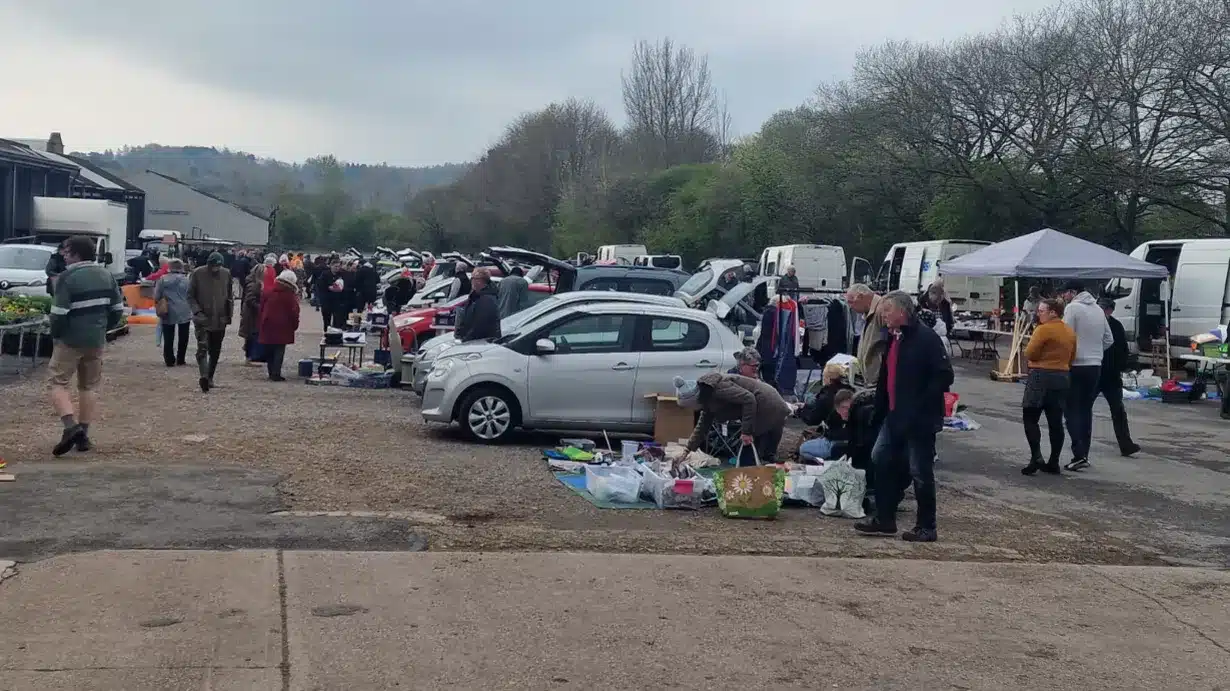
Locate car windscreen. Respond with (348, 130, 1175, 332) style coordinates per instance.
(676, 268, 713, 299)
(0, 246, 52, 271)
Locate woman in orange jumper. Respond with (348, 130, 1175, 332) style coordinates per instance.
(1021, 299, 1077, 476)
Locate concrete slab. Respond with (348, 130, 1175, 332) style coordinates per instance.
(0, 551, 280, 676)
(0, 669, 279, 691)
(284, 551, 1230, 690)
(1093, 565, 1230, 649)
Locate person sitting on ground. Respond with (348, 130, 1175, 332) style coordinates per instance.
(676, 372, 792, 466)
(799, 362, 854, 426)
(799, 389, 857, 463)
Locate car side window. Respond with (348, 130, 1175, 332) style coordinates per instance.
(578, 277, 621, 291)
(541, 314, 630, 354)
(646, 318, 709, 352)
(624, 278, 673, 295)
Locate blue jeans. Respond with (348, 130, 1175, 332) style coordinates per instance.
(799, 438, 836, 462)
(871, 420, 937, 530)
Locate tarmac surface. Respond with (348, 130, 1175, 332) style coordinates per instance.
(0, 550, 1227, 690)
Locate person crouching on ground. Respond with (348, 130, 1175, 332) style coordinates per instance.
(258, 270, 300, 382)
(854, 290, 953, 543)
(47, 235, 125, 456)
(798, 388, 857, 463)
(676, 372, 792, 466)
(187, 252, 234, 392)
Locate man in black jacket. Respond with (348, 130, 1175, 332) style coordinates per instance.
(854, 290, 954, 543)
(1098, 298, 1141, 456)
(455, 267, 501, 342)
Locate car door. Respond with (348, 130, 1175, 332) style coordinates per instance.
(631, 314, 722, 424)
(525, 311, 640, 424)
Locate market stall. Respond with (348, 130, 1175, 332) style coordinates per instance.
(940, 228, 1169, 380)
(0, 294, 51, 371)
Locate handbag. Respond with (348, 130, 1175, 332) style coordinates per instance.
(155, 297, 169, 318)
(714, 444, 785, 519)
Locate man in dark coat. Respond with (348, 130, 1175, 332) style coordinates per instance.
(854, 290, 953, 543)
(1098, 298, 1140, 456)
(454, 267, 501, 342)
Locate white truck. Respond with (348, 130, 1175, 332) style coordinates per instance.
(758, 244, 848, 297)
(596, 244, 647, 265)
(31, 197, 128, 280)
(857, 240, 1001, 314)
(1106, 238, 1230, 357)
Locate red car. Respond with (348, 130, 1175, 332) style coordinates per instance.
(392, 281, 554, 351)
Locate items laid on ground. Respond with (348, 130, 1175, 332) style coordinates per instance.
(544, 438, 867, 519)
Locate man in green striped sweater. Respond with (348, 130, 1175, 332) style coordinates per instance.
(47, 235, 125, 456)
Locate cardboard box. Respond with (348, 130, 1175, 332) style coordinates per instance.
(644, 394, 696, 444)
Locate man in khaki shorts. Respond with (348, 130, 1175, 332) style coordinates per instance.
(47, 235, 124, 456)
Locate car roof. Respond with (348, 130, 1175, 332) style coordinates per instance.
(0, 243, 54, 251)
(569, 301, 722, 322)
(548, 290, 684, 306)
(576, 265, 689, 280)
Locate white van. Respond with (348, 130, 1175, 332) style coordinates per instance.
(632, 254, 683, 270)
(758, 244, 847, 296)
(858, 240, 1001, 314)
(1107, 239, 1230, 356)
(596, 244, 646, 265)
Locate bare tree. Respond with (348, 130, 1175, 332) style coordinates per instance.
(621, 38, 721, 168)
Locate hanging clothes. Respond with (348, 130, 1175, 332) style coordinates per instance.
(774, 298, 799, 395)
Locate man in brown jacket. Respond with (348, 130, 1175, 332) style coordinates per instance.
(187, 252, 234, 392)
(678, 372, 792, 466)
(846, 283, 889, 387)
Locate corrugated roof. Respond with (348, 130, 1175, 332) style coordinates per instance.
(0, 138, 79, 171)
(66, 155, 144, 193)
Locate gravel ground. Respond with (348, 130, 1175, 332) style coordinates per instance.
(0, 310, 1164, 565)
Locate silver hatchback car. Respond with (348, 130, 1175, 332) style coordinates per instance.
(407, 290, 687, 395)
(421, 302, 740, 442)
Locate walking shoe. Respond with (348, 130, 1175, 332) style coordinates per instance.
(1121, 443, 1141, 457)
(52, 425, 86, 456)
(1041, 461, 1062, 475)
(1065, 458, 1090, 472)
(853, 518, 897, 536)
(901, 527, 938, 542)
(1020, 457, 1045, 476)
(75, 434, 92, 452)
(175, 359, 186, 366)
(199, 376, 211, 392)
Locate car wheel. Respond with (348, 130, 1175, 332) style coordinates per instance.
(458, 387, 517, 443)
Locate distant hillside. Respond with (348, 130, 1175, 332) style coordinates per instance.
(75, 144, 469, 216)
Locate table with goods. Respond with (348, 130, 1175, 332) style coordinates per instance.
(0, 294, 52, 371)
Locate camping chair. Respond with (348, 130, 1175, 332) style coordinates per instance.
(703, 420, 744, 461)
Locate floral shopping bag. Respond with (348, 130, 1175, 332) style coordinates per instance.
(715, 466, 785, 519)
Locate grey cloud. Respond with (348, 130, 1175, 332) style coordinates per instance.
(7, 0, 1061, 163)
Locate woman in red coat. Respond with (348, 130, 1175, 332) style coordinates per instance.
(258, 270, 301, 381)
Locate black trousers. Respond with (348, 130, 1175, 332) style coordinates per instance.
(265, 344, 287, 379)
(1024, 389, 1066, 464)
(161, 322, 190, 365)
(738, 426, 783, 466)
(1097, 372, 1136, 453)
(194, 327, 225, 380)
(1065, 365, 1101, 460)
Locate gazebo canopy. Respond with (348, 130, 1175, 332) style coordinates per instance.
(939, 228, 1169, 279)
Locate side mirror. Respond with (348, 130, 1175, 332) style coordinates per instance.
(102, 252, 114, 265)
(535, 338, 556, 355)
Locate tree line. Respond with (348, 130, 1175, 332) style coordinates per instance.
(274, 0, 1230, 264)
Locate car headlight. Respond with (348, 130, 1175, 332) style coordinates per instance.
(427, 358, 457, 380)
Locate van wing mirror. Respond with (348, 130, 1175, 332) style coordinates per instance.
(102, 252, 114, 265)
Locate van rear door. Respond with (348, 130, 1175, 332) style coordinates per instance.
(1170, 245, 1230, 342)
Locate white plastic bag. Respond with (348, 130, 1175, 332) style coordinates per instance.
(817, 458, 867, 519)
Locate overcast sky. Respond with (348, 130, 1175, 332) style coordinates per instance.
(1, 0, 1058, 166)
